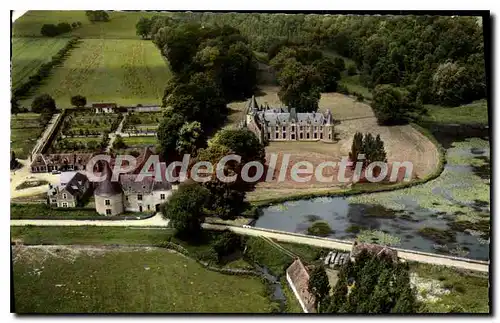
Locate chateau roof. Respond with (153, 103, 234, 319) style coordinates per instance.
(119, 173, 172, 194)
(94, 161, 122, 197)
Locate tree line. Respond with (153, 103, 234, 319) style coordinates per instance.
(309, 250, 419, 313)
(40, 21, 81, 37)
(11, 37, 81, 112)
(138, 20, 266, 233)
(157, 13, 485, 124)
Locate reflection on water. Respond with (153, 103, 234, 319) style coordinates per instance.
(254, 130, 490, 261)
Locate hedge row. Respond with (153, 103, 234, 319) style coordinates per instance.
(12, 37, 81, 106)
(251, 123, 446, 208)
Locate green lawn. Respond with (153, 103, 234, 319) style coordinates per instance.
(12, 246, 273, 313)
(11, 37, 70, 89)
(409, 263, 490, 313)
(11, 226, 172, 245)
(422, 99, 489, 125)
(339, 74, 373, 100)
(19, 38, 172, 108)
(10, 113, 44, 159)
(13, 11, 173, 39)
(123, 136, 157, 146)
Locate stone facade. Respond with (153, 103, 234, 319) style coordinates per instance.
(243, 96, 335, 143)
(95, 193, 124, 216)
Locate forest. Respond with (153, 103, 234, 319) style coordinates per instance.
(141, 13, 486, 111)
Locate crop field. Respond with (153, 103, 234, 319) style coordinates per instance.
(10, 113, 44, 159)
(13, 11, 172, 39)
(19, 39, 172, 108)
(12, 245, 274, 313)
(11, 37, 70, 89)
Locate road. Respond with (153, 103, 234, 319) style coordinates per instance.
(9, 216, 489, 272)
(10, 213, 170, 227)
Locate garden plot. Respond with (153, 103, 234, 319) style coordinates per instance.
(122, 112, 162, 135)
(49, 112, 123, 153)
(10, 113, 45, 159)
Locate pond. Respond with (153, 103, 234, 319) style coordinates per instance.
(254, 127, 490, 261)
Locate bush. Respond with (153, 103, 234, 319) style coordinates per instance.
(307, 221, 333, 237)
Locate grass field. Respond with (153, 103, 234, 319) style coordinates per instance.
(13, 11, 173, 39)
(10, 113, 44, 159)
(422, 99, 489, 125)
(11, 226, 172, 245)
(12, 245, 273, 313)
(122, 136, 157, 146)
(11, 37, 70, 89)
(19, 38, 172, 108)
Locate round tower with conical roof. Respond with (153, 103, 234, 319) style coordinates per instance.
(94, 161, 123, 216)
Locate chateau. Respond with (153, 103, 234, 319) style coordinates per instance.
(46, 148, 177, 216)
(243, 96, 335, 143)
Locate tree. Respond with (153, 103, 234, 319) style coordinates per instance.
(210, 128, 265, 165)
(313, 58, 340, 92)
(40, 24, 60, 37)
(211, 230, 242, 262)
(277, 60, 322, 112)
(347, 64, 357, 76)
(56, 22, 72, 34)
(176, 121, 205, 156)
(85, 10, 109, 22)
(334, 57, 346, 71)
(432, 61, 471, 106)
(308, 265, 331, 311)
(31, 94, 56, 114)
(11, 99, 20, 116)
(161, 181, 210, 238)
(349, 132, 364, 164)
(70, 95, 87, 108)
(156, 110, 186, 161)
(372, 84, 422, 125)
(136, 17, 152, 39)
(113, 134, 127, 150)
(196, 144, 245, 220)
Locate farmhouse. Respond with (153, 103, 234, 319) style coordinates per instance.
(94, 160, 175, 215)
(93, 103, 118, 114)
(31, 153, 95, 173)
(244, 96, 335, 143)
(47, 171, 91, 208)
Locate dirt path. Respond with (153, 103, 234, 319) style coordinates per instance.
(245, 87, 440, 201)
(10, 213, 170, 227)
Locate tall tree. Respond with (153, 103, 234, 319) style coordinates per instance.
(70, 95, 87, 108)
(161, 181, 210, 238)
(308, 265, 331, 311)
(31, 94, 56, 114)
(136, 17, 152, 39)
